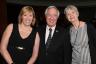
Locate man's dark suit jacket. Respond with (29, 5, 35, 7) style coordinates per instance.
(37, 25, 66, 64)
(64, 23, 96, 64)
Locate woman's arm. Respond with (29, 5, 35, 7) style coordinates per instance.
(27, 32, 40, 64)
(0, 24, 14, 64)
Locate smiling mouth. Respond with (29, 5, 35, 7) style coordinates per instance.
(70, 17, 74, 20)
(49, 20, 55, 23)
(26, 20, 29, 22)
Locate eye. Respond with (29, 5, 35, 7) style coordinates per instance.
(23, 14, 27, 16)
(66, 13, 70, 16)
(29, 15, 32, 17)
(72, 11, 75, 14)
(54, 14, 58, 17)
(46, 14, 51, 16)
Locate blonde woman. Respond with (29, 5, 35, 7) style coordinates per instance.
(0, 6, 40, 64)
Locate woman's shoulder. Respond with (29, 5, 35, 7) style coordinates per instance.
(6, 23, 19, 33)
(6, 23, 13, 31)
(2, 23, 14, 37)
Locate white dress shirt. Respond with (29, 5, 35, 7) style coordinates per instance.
(45, 25, 56, 44)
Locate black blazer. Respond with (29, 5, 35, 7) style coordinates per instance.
(37, 25, 66, 64)
(64, 23, 96, 64)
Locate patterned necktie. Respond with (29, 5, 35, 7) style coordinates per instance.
(46, 28, 52, 49)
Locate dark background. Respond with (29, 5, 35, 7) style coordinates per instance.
(1, 0, 96, 63)
(5, 0, 96, 33)
(7, 3, 96, 27)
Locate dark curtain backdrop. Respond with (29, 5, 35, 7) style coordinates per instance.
(0, 2, 96, 63)
(0, 0, 7, 63)
(0, 0, 7, 39)
(7, 3, 96, 28)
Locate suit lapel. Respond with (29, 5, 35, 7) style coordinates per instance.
(49, 26, 60, 48)
(52, 26, 59, 41)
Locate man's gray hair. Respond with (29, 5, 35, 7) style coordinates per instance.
(45, 6, 60, 17)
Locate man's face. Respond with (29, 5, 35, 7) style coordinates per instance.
(45, 8, 59, 27)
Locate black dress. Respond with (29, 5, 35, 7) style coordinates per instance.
(7, 24, 36, 64)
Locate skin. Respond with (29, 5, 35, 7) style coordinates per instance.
(19, 11, 33, 39)
(21, 11, 33, 26)
(45, 8, 59, 27)
(0, 11, 40, 64)
(65, 9, 85, 29)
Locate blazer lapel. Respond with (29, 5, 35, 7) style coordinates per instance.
(52, 26, 59, 40)
(49, 26, 60, 47)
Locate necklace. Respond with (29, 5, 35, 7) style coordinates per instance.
(71, 21, 80, 46)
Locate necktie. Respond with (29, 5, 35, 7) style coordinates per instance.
(46, 28, 52, 49)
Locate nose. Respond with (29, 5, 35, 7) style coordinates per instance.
(69, 14, 73, 18)
(50, 17, 54, 19)
(48, 16, 54, 20)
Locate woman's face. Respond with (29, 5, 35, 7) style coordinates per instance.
(21, 11, 33, 26)
(65, 9, 79, 23)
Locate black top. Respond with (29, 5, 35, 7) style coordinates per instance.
(7, 24, 36, 64)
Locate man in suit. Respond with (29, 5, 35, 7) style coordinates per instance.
(37, 6, 65, 64)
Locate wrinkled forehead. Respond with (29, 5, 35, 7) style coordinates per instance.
(47, 8, 58, 14)
(45, 6, 60, 17)
(65, 8, 79, 17)
(67, 8, 78, 13)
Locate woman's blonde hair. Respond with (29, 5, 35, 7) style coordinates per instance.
(18, 6, 36, 26)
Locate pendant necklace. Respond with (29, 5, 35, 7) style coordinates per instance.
(73, 21, 80, 45)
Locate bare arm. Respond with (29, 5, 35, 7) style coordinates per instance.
(0, 24, 13, 64)
(27, 32, 40, 64)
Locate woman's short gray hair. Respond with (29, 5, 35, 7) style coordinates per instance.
(45, 6, 60, 17)
(64, 5, 79, 16)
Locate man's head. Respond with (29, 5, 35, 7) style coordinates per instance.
(45, 6, 60, 27)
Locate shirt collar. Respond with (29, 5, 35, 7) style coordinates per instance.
(46, 25, 56, 30)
